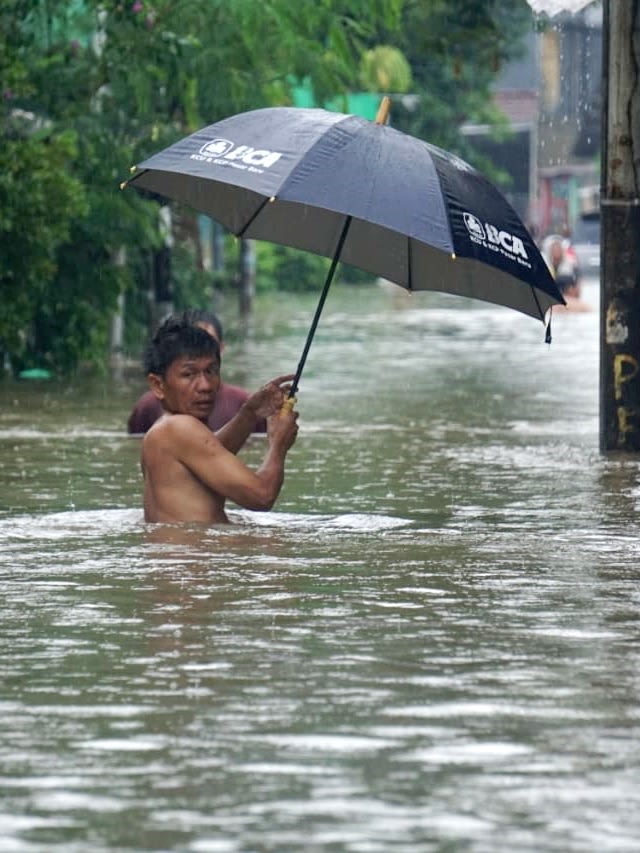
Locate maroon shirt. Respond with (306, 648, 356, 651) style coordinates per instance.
(127, 382, 267, 434)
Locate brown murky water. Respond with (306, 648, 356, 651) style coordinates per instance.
(2, 280, 640, 851)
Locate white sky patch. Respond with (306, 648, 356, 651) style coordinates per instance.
(526, 0, 595, 15)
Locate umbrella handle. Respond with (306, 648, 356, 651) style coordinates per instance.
(279, 396, 297, 417)
(375, 96, 391, 125)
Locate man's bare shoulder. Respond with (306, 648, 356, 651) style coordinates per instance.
(145, 413, 222, 450)
(147, 411, 200, 431)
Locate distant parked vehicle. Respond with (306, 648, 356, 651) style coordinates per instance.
(572, 213, 600, 278)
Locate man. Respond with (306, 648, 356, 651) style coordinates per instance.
(141, 316, 298, 524)
(543, 237, 579, 283)
(128, 309, 266, 433)
(541, 238, 590, 314)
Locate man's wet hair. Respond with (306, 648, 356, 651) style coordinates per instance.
(144, 316, 221, 376)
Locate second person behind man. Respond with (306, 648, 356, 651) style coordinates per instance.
(127, 309, 266, 434)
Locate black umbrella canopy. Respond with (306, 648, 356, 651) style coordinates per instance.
(126, 104, 563, 324)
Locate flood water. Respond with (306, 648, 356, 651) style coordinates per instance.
(2, 279, 640, 852)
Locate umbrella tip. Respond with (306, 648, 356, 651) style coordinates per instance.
(130, 165, 137, 174)
(375, 96, 391, 125)
(119, 181, 128, 191)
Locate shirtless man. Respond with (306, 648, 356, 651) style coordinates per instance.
(141, 317, 299, 524)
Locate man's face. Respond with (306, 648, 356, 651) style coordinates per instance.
(152, 353, 221, 421)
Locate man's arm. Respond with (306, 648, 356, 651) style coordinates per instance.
(214, 401, 263, 455)
(172, 408, 298, 510)
(215, 374, 295, 455)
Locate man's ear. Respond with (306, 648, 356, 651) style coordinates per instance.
(148, 373, 165, 400)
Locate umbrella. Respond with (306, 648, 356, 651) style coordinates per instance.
(123, 99, 564, 396)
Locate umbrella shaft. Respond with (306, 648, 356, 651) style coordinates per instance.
(290, 216, 352, 397)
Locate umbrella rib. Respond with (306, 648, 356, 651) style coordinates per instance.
(407, 237, 413, 291)
(236, 196, 272, 238)
(529, 283, 554, 343)
(530, 284, 544, 322)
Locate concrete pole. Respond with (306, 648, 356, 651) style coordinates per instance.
(150, 205, 174, 333)
(238, 238, 256, 317)
(600, 0, 640, 452)
(212, 222, 225, 273)
(109, 248, 127, 381)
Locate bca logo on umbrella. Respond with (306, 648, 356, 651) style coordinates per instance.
(463, 212, 530, 268)
(192, 138, 283, 172)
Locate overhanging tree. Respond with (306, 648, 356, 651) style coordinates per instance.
(1, 0, 534, 373)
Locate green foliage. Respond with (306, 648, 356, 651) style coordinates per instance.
(253, 242, 373, 292)
(0, 128, 87, 366)
(0, 0, 164, 373)
(360, 45, 412, 93)
(171, 242, 220, 308)
(255, 243, 330, 293)
(379, 0, 532, 177)
(0, 0, 405, 373)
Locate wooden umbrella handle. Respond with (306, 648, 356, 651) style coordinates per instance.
(375, 96, 391, 125)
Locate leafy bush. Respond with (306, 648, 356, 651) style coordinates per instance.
(255, 242, 335, 292)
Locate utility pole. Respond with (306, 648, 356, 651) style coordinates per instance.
(238, 239, 256, 317)
(109, 248, 126, 380)
(150, 204, 174, 332)
(600, 0, 640, 451)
